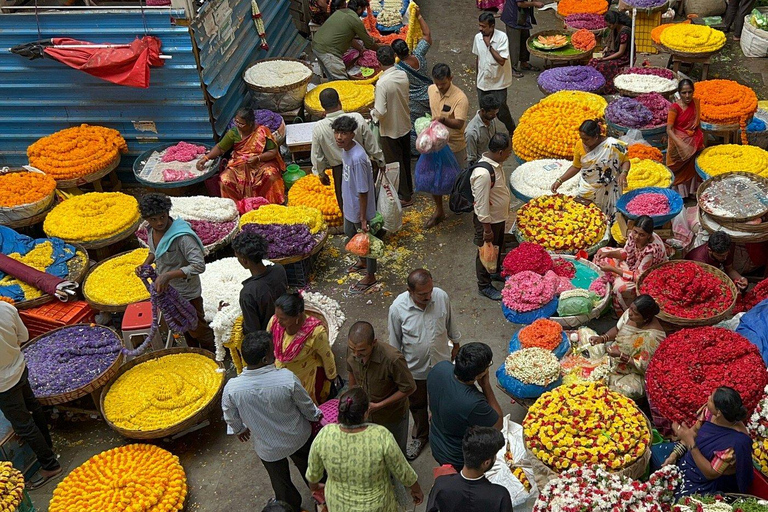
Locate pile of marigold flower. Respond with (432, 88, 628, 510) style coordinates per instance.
(305, 81, 375, 114)
(694, 80, 757, 144)
(48, 444, 187, 512)
(43, 192, 140, 242)
(0, 171, 56, 208)
(517, 195, 606, 252)
(626, 158, 672, 190)
(651, 20, 690, 44)
(696, 144, 768, 178)
(103, 353, 223, 432)
(570, 29, 596, 51)
(287, 171, 343, 227)
(0, 461, 25, 512)
(557, 0, 608, 17)
(518, 319, 564, 351)
(239, 204, 325, 234)
(627, 143, 663, 162)
(659, 24, 726, 53)
(83, 248, 150, 306)
(27, 124, 127, 181)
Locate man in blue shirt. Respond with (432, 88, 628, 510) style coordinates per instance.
(501, 0, 544, 77)
(333, 115, 379, 294)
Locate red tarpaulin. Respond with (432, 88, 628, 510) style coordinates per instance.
(43, 36, 164, 88)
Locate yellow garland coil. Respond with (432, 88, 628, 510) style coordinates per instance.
(225, 316, 246, 374)
(405, 2, 423, 52)
(103, 353, 223, 432)
(659, 24, 726, 53)
(517, 195, 606, 251)
(754, 437, 768, 477)
(239, 204, 326, 233)
(696, 144, 768, 179)
(626, 158, 672, 191)
(49, 444, 186, 512)
(287, 170, 343, 227)
(0, 241, 54, 300)
(611, 221, 626, 245)
(43, 192, 140, 242)
(305, 81, 375, 114)
(83, 248, 150, 306)
(0, 461, 25, 512)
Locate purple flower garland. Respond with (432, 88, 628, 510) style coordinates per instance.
(635, 93, 672, 127)
(240, 223, 319, 259)
(622, 0, 667, 8)
(537, 66, 606, 93)
(136, 219, 237, 247)
(564, 13, 607, 30)
(605, 97, 654, 129)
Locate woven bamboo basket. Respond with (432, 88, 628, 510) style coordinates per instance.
(54, 154, 121, 189)
(697, 172, 768, 224)
(270, 229, 329, 265)
(0, 168, 56, 225)
(14, 244, 90, 311)
(132, 143, 221, 189)
(699, 210, 768, 243)
(653, 41, 722, 60)
(526, 30, 593, 62)
(22, 324, 124, 406)
(613, 68, 678, 98)
(82, 249, 150, 313)
(637, 260, 738, 326)
(243, 58, 313, 93)
(136, 218, 240, 257)
(243, 58, 314, 113)
(99, 347, 225, 440)
(74, 216, 141, 250)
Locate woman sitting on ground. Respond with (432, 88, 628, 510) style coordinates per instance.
(587, 11, 634, 94)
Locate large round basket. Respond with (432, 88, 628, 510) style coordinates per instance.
(242, 58, 314, 113)
(136, 219, 239, 257)
(699, 209, 768, 243)
(548, 255, 612, 328)
(563, 22, 608, 37)
(82, 249, 150, 313)
(14, 243, 90, 310)
(1, 198, 56, 229)
(74, 216, 141, 250)
(621, 0, 669, 12)
(54, 154, 121, 189)
(654, 41, 722, 60)
(514, 223, 610, 256)
(132, 143, 221, 189)
(24, 324, 124, 406)
(696, 172, 768, 224)
(613, 68, 678, 98)
(268, 229, 329, 266)
(0, 168, 56, 226)
(526, 30, 593, 62)
(637, 260, 738, 326)
(99, 347, 226, 440)
(700, 119, 751, 133)
(616, 187, 683, 227)
(606, 119, 668, 139)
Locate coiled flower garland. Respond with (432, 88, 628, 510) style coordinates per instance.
(537, 66, 605, 94)
(694, 80, 758, 145)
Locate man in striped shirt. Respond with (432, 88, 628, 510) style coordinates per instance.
(222, 331, 322, 512)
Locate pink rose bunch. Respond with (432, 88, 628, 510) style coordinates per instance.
(502, 271, 558, 312)
(588, 274, 612, 296)
(357, 50, 379, 68)
(162, 169, 197, 182)
(161, 141, 207, 163)
(626, 192, 671, 216)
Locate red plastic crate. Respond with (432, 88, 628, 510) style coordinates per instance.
(750, 467, 768, 499)
(19, 300, 95, 339)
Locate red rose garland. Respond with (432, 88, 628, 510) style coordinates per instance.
(645, 327, 768, 424)
(501, 242, 554, 277)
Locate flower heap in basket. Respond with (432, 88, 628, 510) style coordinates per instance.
(0, 236, 75, 302)
(570, 29, 596, 51)
(44, 192, 140, 243)
(750, 384, 768, 476)
(626, 158, 672, 191)
(27, 124, 127, 181)
(695, 80, 758, 144)
(556, 0, 608, 17)
(626, 191, 671, 216)
(516, 194, 607, 252)
(613, 67, 678, 96)
(524, 382, 650, 471)
(627, 143, 663, 162)
(537, 66, 605, 94)
(305, 81, 375, 114)
(0, 461, 25, 512)
(513, 91, 606, 161)
(83, 248, 150, 307)
(564, 13, 606, 30)
(606, 94, 671, 129)
(509, 159, 580, 199)
(659, 24, 726, 54)
(646, 327, 768, 426)
(103, 352, 223, 432)
(287, 170, 343, 227)
(48, 444, 186, 512)
(0, 171, 56, 209)
(696, 144, 768, 179)
(239, 204, 326, 260)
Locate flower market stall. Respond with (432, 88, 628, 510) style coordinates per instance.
(696, 145, 768, 180)
(604, 93, 672, 149)
(694, 80, 758, 144)
(132, 141, 220, 189)
(654, 24, 727, 82)
(616, 187, 683, 227)
(82, 249, 151, 313)
(696, 173, 768, 243)
(526, 31, 595, 69)
(242, 58, 313, 113)
(287, 171, 343, 231)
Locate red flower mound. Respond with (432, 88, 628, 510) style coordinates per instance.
(552, 257, 576, 279)
(502, 242, 553, 277)
(735, 278, 768, 313)
(639, 261, 734, 319)
(646, 327, 768, 424)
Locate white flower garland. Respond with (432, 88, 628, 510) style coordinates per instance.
(749, 382, 768, 438)
(303, 291, 346, 346)
(613, 73, 678, 94)
(510, 159, 580, 199)
(170, 196, 238, 223)
(504, 348, 561, 386)
(244, 60, 312, 88)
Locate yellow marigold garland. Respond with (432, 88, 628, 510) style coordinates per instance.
(83, 248, 150, 307)
(103, 353, 223, 432)
(754, 437, 768, 476)
(43, 192, 140, 242)
(27, 124, 127, 181)
(696, 144, 768, 178)
(0, 461, 24, 512)
(287, 170, 343, 227)
(225, 316, 245, 374)
(239, 204, 325, 234)
(0, 171, 56, 208)
(517, 195, 606, 252)
(405, 2, 423, 52)
(626, 158, 672, 191)
(305, 81, 375, 114)
(49, 444, 186, 512)
(541, 90, 608, 115)
(694, 80, 757, 145)
(0, 241, 54, 300)
(659, 24, 726, 54)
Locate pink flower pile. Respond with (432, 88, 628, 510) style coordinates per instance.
(357, 50, 379, 68)
(502, 242, 554, 277)
(588, 274, 612, 296)
(502, 271, 558, 312)
(552, 258, 576, 279)
(635, 93, 672, 128)
(626, 192, 671, 216)
(236, 196, 270, 214)
(161, 142, 207, 163)
(162, 169, 197, 182)
(623, 66, 675, 80)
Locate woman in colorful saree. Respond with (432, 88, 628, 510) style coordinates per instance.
(666, 79, 705, 198)
(197, 107, 286, 203)
(267, 292, 338, 404)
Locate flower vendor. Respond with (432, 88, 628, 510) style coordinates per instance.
(472, 133, 513, 301)
(589, 294, 666, 399)
(667, 79, 705, 198)
(0, 301, 62, 489)
(306, 387, 424, 511)
(221, 331, 322, 511)
(426, 427, 513, 512)
(231, 231, 287, 334)
(587, 11, 634, 94)
(311, 87, 386, 213)
(427, 342, 503, 470)
(685, 232, 749, 291)
(311, 0, 378, 80)
(473, 13, 516, 135)
(465, 94, 508, 167)
(551, 119, 630, 220)
(500, 0, 543, 77)
(136, 193, 215, 352)
(346, 321, 417, 453)
(197, 107, 286, 204)
(268, 292, 338, 405)
(388, 269, 461, 461)
(594, 215, 668, 314)
(372, 46, 414, 206)
(392, 10, 433, 153)
(333, 114, 379, 293)
(671, 387, 753, 497)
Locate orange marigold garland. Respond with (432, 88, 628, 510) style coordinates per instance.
(0, 296, 14, 305)
(694, 80, 757, 145)
(365, 7, 408, 45)
(518, 319, 563, 351)
(0, 171, 56, 208)
(27, 124, 128, 181)
(627, 144, 663, 162)
(571, 29, 596, 51)
(557, 0, 608, 18)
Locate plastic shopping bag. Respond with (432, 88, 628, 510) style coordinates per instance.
(415, 120, 449, 154)
(415, 145, 462, 196)
(478, 242, 499, 273)
(414, 113, 432, 135)
(376, 166, 403, 233)
(486, 415, 538, 507)
(345, 232, 385, 259)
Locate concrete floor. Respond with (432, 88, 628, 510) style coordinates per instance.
(26, 2, 768, 511)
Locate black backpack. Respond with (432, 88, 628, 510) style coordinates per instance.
(449, 161, 496, 214)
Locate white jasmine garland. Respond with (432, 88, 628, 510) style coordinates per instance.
(244, 60, 311, 88)
(504, 348, 561, 386)
(613, 73, 678, 94)
(376, 8, 403, 26)
(510, 159, 580, 199)
(303, 291, 346, 346)
(170, 196, 238, 223)
(748, 382, 768, 437)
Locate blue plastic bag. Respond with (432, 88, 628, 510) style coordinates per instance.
(501, 298, 559, 325)
(496, 363, 562, 399)
(415, 145, 461, 196)
(509, 331, 570, 360)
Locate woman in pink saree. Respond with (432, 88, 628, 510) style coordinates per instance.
(666, 79, 704, 198)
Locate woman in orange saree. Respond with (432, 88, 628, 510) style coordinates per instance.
(666, 79, 704, 198)
(197, 108, 286, 203)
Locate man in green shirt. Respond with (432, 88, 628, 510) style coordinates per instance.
(312, 0, 378, 80)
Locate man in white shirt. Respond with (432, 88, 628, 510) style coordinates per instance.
(471, 132, 513, 300)
(371, 45, 413, 206)
(311, 87, 386, 213)
(472, 12, 516, 135)
(0, 302, 61, 489)
(388, 269, 461, 461)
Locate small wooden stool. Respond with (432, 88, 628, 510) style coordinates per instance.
(671, 54, 711, 81)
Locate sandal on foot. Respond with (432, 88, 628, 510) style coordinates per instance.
(349, 280, 378, 294)
(346, 264, 367, 274)
(424, 215, 445, 229)
(406, 439, 426, 460)
(27, 467, 63, 490)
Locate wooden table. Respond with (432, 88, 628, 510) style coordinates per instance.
(670, 54, 711, 81)
(285, 121, 318, 161)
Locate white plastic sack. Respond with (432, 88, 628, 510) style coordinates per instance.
(741, 17, 768, 58)
(485, 415, 538, 507)
(619, 129, 647, 146)
(376, 164, 403, 233)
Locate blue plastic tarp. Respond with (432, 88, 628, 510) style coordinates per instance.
(736, 298, 768, 365)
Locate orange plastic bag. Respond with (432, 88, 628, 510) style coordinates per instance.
(345, 233, 370, 257)
(478, 242, 499, 273)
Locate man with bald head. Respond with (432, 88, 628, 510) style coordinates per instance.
(388, 269, 461, 461)
(347, 321, 416, 453)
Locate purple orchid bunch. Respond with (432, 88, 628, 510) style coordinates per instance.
(564, 13, 607, 30)
(227, 109, 284, 133)
(622, 0, 667, 8)
(24, 325, 122, 398)
(537, 66, 606, 93)
(635, 93, 672, 127)
(605, 97, 654, 128)
(624, 66, 676, 80)
(240, 223, 319, 259)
